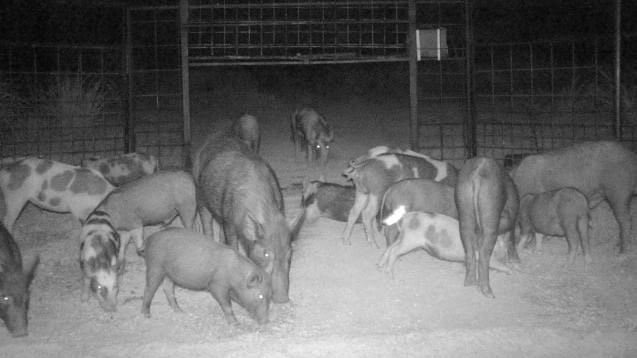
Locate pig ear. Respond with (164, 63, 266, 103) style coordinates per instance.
(23, 255, 39, 288)
(246, 271, 262, 289)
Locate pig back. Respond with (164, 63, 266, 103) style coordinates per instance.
(199, 149, 283, 228)
(99, 170, 195, 229)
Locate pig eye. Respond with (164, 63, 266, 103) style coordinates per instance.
(257, 294, 264, 301)
(315, 144, 321, 149)
(0, 295, 12, 305)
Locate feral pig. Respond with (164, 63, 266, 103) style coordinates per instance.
(142, 228, 271, 325)
(455, 157, 519, 299)
(511, 141, 637, 254)
(81, 152, 158, 186)
(0, 157, 114, 233)
(194, 134, 295, 304)
(0, 223, 38, 337)
(346, 146, 458, 185)
(301, 179, 358, 224)
(342, 152, 458, 247)
(291, 107, 334, 165)
(378, 178, 457, 247)
(79, 210, 121, 312)
(518, 187, 591, 264)
(231, 114, 261, 154)
(89, 170, 197, 263)
(377, 210, 511, 276)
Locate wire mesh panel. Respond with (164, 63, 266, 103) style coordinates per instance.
(187, 0, 416, 65)
(0, 42, 126, 164)
(474, 35, 637, 167)
(127, 6, 184, 168)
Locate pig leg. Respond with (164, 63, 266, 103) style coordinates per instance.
(118, 231, 132, 273)
(213, 219, 224, 243)
(210, 286, 238, 325)
(477, 229, 499, 298)
(361, 194, 381, 248)
(129, 227, 145, 256)
(141, 268, 165, 318)
(177, 202, 197, 230)
(162, 278, 183, 313)
(342, 191, 368, 245)
(223, 224, 238, 250)
(199, 207, 214, 239)
(378, 235, 424, 275)
(607, 192, 633, 254)
(578, 215, 592, 264)
(517, 228, 533, 253)
(457, 213, 478, 288)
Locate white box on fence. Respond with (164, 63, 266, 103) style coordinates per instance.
(416, 28, 448, 61)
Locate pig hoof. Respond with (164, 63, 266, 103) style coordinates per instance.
(136, 249, 145, 257)
(479, 286, 496, 299)
(142, 310, 151, 318)
(341, 237, 351, 246)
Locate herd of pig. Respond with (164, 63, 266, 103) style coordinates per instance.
(1, 105, 636, 339)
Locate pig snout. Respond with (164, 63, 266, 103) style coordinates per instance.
(317, 144, 330, 165)
(94, 284, 119, 312)
(271, 265, 290, 303)
(4, 307, 29, 337)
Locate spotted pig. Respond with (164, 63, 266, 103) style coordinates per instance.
(0, 157, 114, 232)
(79, 210, 120, 312)
(81, 152, 158, 186)
(377, 209, 511, 276)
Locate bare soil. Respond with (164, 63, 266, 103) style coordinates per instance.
(3, 66, 637, 357)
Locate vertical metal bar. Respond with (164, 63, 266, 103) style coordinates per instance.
(571, 40, 576, 142)
(593, 37, 599, 137)
(614, 0, 622, 139)
(125, 8, 135, 153)
(464, 0, 476, 157)
(180, 0, 192, 167)
(549, 42, 555, 147)
(408, 0, 418, 150)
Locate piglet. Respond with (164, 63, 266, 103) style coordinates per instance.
(141, 228, 272, 325)
(0, 223, 38, 337)
(518, 187, 591, 264)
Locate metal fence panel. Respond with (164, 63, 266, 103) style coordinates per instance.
(0, 42, 126, 164)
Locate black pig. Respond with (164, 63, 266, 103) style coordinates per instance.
(0, 223, 38, 337)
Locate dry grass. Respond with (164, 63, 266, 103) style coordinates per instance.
(37, 75, 117, 129)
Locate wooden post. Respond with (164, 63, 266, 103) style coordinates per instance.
(408, 0, 418, 150)
(614, 0, 622, 140)
(180, 0, 192, 167)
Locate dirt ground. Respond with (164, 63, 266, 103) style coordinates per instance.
(3, 66, 637, 357)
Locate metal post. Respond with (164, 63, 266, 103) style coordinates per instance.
(125, 8, 135, 153)
(408, 0, 418, 150)
(180, 0, 192, 168)
(614, 0, 622, 139)
(464, 0, 476, 158)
